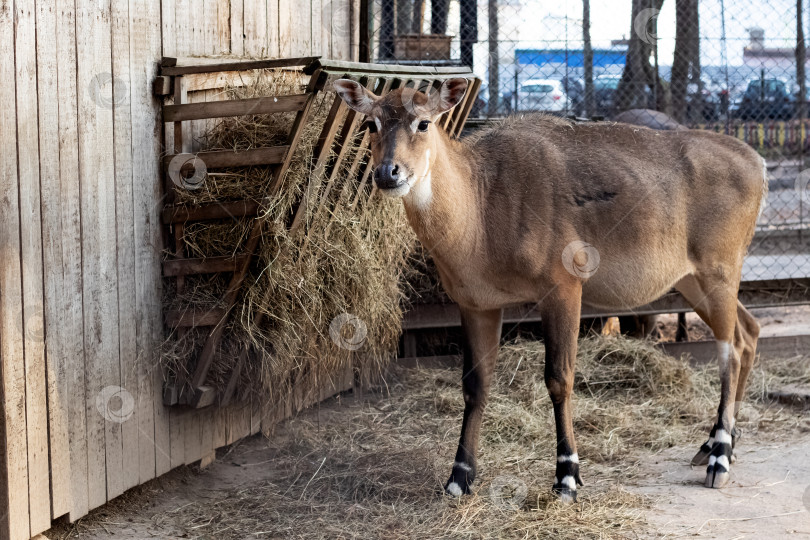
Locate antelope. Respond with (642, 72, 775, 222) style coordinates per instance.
(334, 78, 766, 501)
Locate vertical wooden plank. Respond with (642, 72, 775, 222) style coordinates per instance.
(278, 0, 292, 56)
(212, 407, 227, 449)
(169, 408, 186, 469)
(184, 410, 202, 465)
(230, 0, 244, 55)
(111, 0, 140, 495)
(320, 0, 331, 58)
(55, 0, 89, 521)
(175, 0, 190, 57)
(200, 408, 215, 466)
(0, 0, 31, 536)
(191, 0, 203, 54)
(243, 0, 267, 57)
(75, 0, 122, 509)
(130, 0, 167, 480)
(331, 0, 350, 59)
(267, 0, 279, 57)
(161, 0, 176, 56)
(216, 0, 230, 54)
(15, 0, 51, 534)
(35, 0, 72, 520)
(311, 0, 323, 55)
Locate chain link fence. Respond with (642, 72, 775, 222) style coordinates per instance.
(365, 0, 810, 283)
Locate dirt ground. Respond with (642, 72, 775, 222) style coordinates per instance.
(45, 334, 810, 540)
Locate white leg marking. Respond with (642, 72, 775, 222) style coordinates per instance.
(716, 455, 730, 470)
(557, 453, 579, 464)
(446, 482, 463, 497)
(714, 429, 732, 445)
(374, 118, 382, 132)
(708, 455, 717, 466)
(716, 340, 731, 371)
(561, 475, 577, 491)
(453, 461, 472, 472)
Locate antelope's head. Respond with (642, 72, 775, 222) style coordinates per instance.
(333, 78, 468, 198)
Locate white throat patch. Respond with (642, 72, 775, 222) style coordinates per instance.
(406, 148, 433, 209)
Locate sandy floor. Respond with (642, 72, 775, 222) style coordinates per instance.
(629, 433, 810, 538)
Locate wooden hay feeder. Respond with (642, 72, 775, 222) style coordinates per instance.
(154, 57, 482, 410)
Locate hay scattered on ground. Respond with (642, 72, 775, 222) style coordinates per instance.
(161, 70, 415, 405)
(162, 337, 806, 539)
(53, 335, 810, 539)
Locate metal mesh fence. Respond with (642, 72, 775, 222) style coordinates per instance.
(365, 0, 810, 283)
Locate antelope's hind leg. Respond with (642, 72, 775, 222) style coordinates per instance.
(444, 307, 503, 497)
(676, 276, 758, 488)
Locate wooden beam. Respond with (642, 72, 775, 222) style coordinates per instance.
(161, 200, 260, 223)
(165, 309, 226, 328)
(402, 278, 810, 330)
(163, 94, 309, 122)
(162, 255, 249, 277)
(160, 56, 320, 75)
(163, 146, 289, 170)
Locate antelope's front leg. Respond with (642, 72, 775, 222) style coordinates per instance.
(541, 284, 584, 502)
(444, 307, 503, 497)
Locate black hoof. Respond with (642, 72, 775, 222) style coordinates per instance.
(552, 472, 583, 503)
(444, 461, 475, 497)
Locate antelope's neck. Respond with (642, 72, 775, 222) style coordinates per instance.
(401, 132, 481, 262)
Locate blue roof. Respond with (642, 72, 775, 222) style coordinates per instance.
(515, 49, 627, 68)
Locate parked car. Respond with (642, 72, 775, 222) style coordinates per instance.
(516, 79, 570, 113)
(593, 75, 621, 115)
(685, 77, 721, 121)
(731, 78, 793, 120)
(471, 84, 514, 118)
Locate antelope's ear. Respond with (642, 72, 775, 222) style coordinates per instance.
(333, 79, 378, 115)
(435, 78, 469, 114)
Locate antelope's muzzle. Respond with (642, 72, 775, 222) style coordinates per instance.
(374, 162, 405, 190)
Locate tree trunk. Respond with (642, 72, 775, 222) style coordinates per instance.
(431, 0, 450, 34)
(671, 0, 700, 123)
(583, 0, 595, 117)
(615, 0, 666, 112)
(797, 0, 807, 121)
(488, 0, 499, 116)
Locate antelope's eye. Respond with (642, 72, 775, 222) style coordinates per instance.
(363, 120, 378, 134)
(417, 120, 431, 132)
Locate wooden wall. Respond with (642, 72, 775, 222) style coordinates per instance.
(0, 1, 356, 539)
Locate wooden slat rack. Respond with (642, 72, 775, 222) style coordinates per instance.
(156, 56, 482, 408)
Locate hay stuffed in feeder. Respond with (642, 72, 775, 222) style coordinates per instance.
(162, 70, 415, 407)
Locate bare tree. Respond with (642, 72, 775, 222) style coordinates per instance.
(671, 0, 700, 123)
(797, 0, 807, 121)
(583, 0, 595, 117)
(615, 0, 666, 112)
(488, 0, 499, 116)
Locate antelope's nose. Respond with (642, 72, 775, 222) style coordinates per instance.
(374, 162, 402, 190)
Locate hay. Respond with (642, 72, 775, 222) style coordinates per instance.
(161, 69, 415, 406)
(163, 336, 808, 539)
(54, 335, 810, 539)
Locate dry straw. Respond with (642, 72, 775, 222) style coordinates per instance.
(162, 69, 415, 407)
(160, 336, 809, 538)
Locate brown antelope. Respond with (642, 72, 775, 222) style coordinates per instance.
(334, 78, 766, 501)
